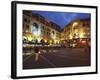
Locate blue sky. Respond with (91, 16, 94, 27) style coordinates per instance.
(32, 11, 90, 29)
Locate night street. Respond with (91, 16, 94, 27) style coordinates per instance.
(22, 10, 91, 70)
(23, 47, 90, 69)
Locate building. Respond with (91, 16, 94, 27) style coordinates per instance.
(23, 11, 61, 45)
(23, 10, 91, 47)
(61, 19, 90, 40)
(61, 18, 91, 47)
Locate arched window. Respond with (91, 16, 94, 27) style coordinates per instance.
(32, 23, 39, 35)
(32, 23, 38, 31)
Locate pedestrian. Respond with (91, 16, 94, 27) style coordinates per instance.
(34, 47, 40, 62)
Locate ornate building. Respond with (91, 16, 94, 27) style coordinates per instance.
(23, 11, 61, 45)
(23, 10, 90, 47)
(61, 18, 90, 40)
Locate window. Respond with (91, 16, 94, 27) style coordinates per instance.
(24, 17, 30, 23)
(32, 23, 38, 31)
(25, 24, 29, 32)
(52, 31, 55, 35)
(26, 25, 29, 30)
(32, 23, 39, 35)
(24, 17, 27, 22)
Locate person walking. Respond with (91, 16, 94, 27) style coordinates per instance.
(34, 46, 40, 62)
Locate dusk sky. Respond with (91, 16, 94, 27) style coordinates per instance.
(32, 11, 90, 29)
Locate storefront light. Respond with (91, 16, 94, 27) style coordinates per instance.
(44, 39, 47, 43)
(79, 32, 84, 38)
(57, 40, 60, 44)
(54, 40, 57, 44)
(69, 34, 73, 39)
(27, 36, 33, 41)
(49, 40, 52, 46)
(37, 38, 41, 43)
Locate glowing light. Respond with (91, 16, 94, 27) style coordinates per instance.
(54, 40, 59, 44)
(49, 40, 52, 46)
(37, 38, 41, 43)
(81, 40, 86, 44)
(54, 40, 57, 44)
(56, 40, 59, 44)
(69, 34, 73, 39)
(32, 25, 41, 36)
(44, 39, 47, 43)
(72, 44, 76, 48)
(51, 33, 56, 39)
(27, 36, 33, 41)
(79, 32, 84, 38)
(74, 32, 78, 39)
(73, 22, 78, 27)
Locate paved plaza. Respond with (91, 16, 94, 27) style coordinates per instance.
(23, 47, 90, 69)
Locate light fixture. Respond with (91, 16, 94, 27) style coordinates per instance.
(37, 37, 41, 43)
(27, 36, 33, 41)
(69, 34, 73, 39)
(72, 22, 78, 27)
(79, 32, 84, 38)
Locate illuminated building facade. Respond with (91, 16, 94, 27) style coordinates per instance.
(23, 11, 90, 47)
(61, 19, 90, 41)
(23, 11, 61, 45)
